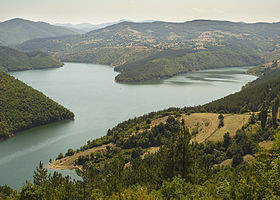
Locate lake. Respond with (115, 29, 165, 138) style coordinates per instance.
(0, 63, 257, 189)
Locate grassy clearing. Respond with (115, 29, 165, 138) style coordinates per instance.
(207, 114, 251, 142)
(48, 143, 113, 170)
(181, 113, 220, 143)
(141, 113, 251, 143)
(259, 141, 274, 150)
(215, 154, 255, 167)
(141, 147, 160, 159)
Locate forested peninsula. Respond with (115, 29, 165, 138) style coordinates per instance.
(0, 46, 63, 71)
(0, 72, 74, 139)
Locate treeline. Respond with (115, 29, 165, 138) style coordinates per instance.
(0, 46, 63, 71)
(0, 72, 74, 138)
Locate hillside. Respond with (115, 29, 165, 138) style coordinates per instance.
(49, 113, 251, 170)
(18, 20, 280, 82)
(0, 46, 63, 71)
(247, 59, 280, 76)
(0, 18, 77, 46)
(204, 68, 280, 113)
(0, 72, 74, 139)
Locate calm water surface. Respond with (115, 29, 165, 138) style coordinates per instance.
(0, 63, 256, 189)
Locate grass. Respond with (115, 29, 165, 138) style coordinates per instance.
(141, 147, 160, 159)
(259, 141, 274, 150)
(48, 143, 113, 170)
(181, 113, 220, 144)
(207, 114, 251, 142)
(141, 113, 251, 143)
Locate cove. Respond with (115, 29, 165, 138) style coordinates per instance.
(0, 63, 257, 189)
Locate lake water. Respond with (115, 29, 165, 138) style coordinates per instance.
(0, 63, 257, 189)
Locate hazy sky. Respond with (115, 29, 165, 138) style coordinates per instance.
(0, 0, 279, 24)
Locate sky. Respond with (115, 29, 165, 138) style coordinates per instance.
(0, 0, 280, 25)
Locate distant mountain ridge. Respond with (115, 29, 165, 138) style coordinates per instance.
(18, 19, 280, 82)
(55, 19, 135, 33)
(0, 18, 78, 46)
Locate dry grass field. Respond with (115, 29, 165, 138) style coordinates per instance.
(48, 143, 113, 170)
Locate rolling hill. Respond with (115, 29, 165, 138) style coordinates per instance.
(0, 18, 78, 46)
(0, 46, 63, 71)
(18, 20, 280, 82)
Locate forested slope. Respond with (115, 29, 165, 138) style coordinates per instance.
(0, 46, 63, 71)
(115, 48, 263, 82)
(0, 72, 74, 138)
(204, 68, 280, 113)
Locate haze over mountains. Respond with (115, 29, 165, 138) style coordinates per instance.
(0, 18, 78, 46)
(55, 20, 132, 34)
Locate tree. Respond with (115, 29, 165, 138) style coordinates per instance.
(273, 131, 280, 154)
(272, 98, 279, 128)
(66, 148, 75, 156)
(223, 132, 232, 149)
(249, 113, 256, 124)
(56, 153, 63, 160)
(232, 153, 243, 167)
(33, 161, 48, 185)
(160, 127, 193, 180)
(259, 103, 268, 129)
(175, 127, 193, 179)
(159, 176, 190, 199)
(218, 114, 224, 128)
(19, 182, 43, 200)
(218, 114, 224, 120)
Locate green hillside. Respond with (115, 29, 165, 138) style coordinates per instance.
(0, 46, 63, 71)
(18, 20, 280, 82)
(0, 18, 77, 46)
(247, 59, 280, 76)
(0, 72, 74, 139)
(204, 68, 280, 113)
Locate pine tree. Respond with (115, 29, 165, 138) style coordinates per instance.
(259, 103, 268, 129)
(33, 161, 48, 185)
(272, 98, 279, 128)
